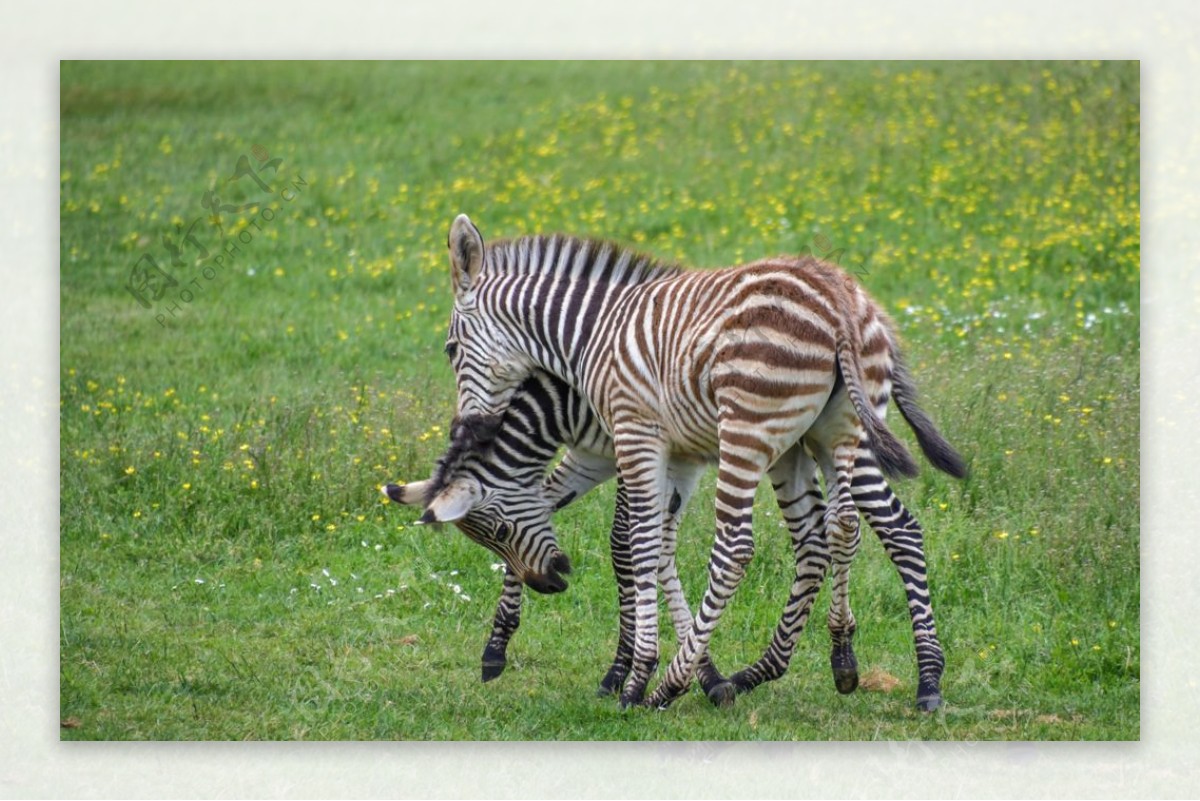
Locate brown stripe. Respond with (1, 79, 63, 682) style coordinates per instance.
(715, 340, 836, 372)
(863, 364, 890, 384)
(721, 398, 806, 425)
(720, 430, 773, 454)
(713, 372, 831, 400)
(720, 309, 836, 350)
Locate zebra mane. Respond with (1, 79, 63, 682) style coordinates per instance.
(483, 234, 683, 286)
(421, 373, 566, 508)
(423, 413, 502, 508)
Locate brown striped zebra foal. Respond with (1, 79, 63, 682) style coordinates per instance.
(391, 356, 963, 708)
(434, 215, 964, 709)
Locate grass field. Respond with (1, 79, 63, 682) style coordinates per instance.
(59, 60, 1139, 740)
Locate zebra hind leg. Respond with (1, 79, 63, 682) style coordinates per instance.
(853, 457, 945, 711)
(642, 424, 773, 710)
(823, 441, 863, 696)
(726, 443, 831, 697)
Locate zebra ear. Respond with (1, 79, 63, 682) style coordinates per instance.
(381, 481, 428, 506)
(448, 214, 485, 297)
(422, 477, 482, 523)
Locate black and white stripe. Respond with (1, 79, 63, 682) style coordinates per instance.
(389, 367, 952, 709)
(427, 215, 964, 710)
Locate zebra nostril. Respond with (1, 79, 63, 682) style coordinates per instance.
(526, 570, 568, 595)
(551, 552, 572, 576)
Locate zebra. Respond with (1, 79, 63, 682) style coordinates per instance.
(383, 370, 735, 702)
(388, 349, 963, 709)
(436, 214, 965, 709)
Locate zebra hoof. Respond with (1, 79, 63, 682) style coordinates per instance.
(727, 671, 755, 696)
(916, 692, 942, 712)
(833, 668, 859, 695)
(618, 682, 648, 710)
(618, 693, 643, 711)
(831, 645, 859, 694)
(481, 661, 506, 683)
(705, 681, 738, 709)
(644, 682, 687, 710)
(597, 676, 623, 698)
(597, 666, 628, 697)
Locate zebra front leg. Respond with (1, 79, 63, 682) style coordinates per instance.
(852, 453, 945, 711)
(482, 568, 524, 682)
(657, 463, 738, 708)
(727, 443, 832, 695)
(612, 425, 669, 710)
(644, 425, 772, 710)
(384, 480, 526, 684)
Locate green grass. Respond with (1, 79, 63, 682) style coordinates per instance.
(60, 60, 1139, 740)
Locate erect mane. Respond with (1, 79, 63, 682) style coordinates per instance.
(482, 234, 683, 286)
(423, 413, 502, 508)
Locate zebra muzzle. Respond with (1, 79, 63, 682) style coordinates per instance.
(524, 552, 573, 595)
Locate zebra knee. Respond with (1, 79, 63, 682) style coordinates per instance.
(729, 538, 755, 568)
(837, 505, 859, 533)
(834, 492, 859, 529)
(712, 520, 755, 575)
(825, 504, 859, 546)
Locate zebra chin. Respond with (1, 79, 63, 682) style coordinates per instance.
(521, 553, 573, 595)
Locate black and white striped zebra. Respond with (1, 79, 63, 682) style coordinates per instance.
(433, 215, 965, 709)
(383, 370, 734, 700)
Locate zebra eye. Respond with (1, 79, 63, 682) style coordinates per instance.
(494, 521, 513, 541)
(444, 341, 459, 360)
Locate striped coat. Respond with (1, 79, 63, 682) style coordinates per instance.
(431, 215, 963, 708)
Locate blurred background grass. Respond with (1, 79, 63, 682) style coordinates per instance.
(60, 60, 1138, 740)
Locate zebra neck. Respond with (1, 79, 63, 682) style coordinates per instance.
(482, 233, 678, 396)
(488, 272, 628, 393)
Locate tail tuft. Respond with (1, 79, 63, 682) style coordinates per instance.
(864, 419, 921, 479)
(891, 357, 968, 479)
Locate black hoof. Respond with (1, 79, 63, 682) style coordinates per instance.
(644, 681, 688, 711)
(831, 644, 859, 695)
(618, 681, 648, 710)
(481, 661, 506, 683)
(705, 681, 738, 709)
(645, 693, 677, 711)
(727, 670, 754, 696)
(618, 693, 642, 711)
(597, 666, 628, 697)
(833, 668, 859, 695)
(916, 693, 942, 712)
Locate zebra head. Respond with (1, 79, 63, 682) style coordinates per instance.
(381, 477, 571, 595)
(445, 214, 535, 448)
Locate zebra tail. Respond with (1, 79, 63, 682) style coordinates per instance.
(836, 336, 920, 479)
(890, 355, 968, 479)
